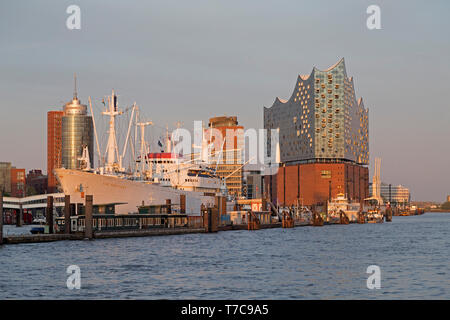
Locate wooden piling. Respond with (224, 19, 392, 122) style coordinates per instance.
(46, 196, 54, 234)
(166, 199, 172, 214)
(16, 204, 23, 227)
(221, 196, 227, 216)
(282, 211, 294, 228)
(0, 193, 3, 245)
(180, 194, 186, 214)
(203, 207, 218, 233)
(248, 211, 261, 230)
(385, 205, 392, 222)
(262, 197, 267, 212)
(64, 195, 71, 234)
(357, 211, 366, 224)
(85, 195, 93, 239)
(312, 211, 324, 227)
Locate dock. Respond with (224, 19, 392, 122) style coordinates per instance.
(0, 193, 401, 245)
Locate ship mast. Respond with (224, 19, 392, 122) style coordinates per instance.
(102, 90, 122, 173)
(136, 120, 153, 176)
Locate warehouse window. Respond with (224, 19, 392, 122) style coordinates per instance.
(321, 170, 331, 179)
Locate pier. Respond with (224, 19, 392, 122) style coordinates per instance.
(0, 193, 412, 246)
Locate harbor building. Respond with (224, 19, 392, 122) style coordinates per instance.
(10, 167, 26, 197)
(204, 116, 244, 197)
(264, 58, 369, 206)
(0, 162, 26, 197)
(61, 84, 94, 170)
(47, 110, 63, 193)
(369, 183, 410, 207)
(243, 169, 264, 199)
(26, 169, 48, 195)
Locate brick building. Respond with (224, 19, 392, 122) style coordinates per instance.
(26, 169, 48, 195)
(10, 167, 26, 197)
(47, 110, 64, 193)
(205, 116, 244, 197)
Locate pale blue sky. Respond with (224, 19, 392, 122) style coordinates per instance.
(0, 0, 449, 201)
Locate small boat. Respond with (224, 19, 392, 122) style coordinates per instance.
(366, 210, 384, 223)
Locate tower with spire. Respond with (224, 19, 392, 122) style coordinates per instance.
(61, 74, 94, 170)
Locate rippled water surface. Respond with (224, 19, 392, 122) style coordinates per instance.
(0, 213, 449, 299)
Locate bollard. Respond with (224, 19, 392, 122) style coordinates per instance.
(64, 195, 71, 234)
(180, 194, 186, 214)
(0, 194, 3, 245)
(166, 199, 172, 214)
(85, 195, 93, 239)
(46, 196, 54, 234)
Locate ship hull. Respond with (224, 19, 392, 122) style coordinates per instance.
(55, 168, 217, 214)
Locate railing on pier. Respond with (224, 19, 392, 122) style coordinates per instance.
(55, 213, 189, 233)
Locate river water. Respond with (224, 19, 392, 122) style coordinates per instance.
(0, 213, 448, 299)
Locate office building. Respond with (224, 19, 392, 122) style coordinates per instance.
(369, 183, 410, 206)
(47, 110, 64, 192)
(0, 162, 12, 194)
(26, 169, 48, 195)
(61, 84, 94, 170)
(10, 167, 26, 197)
(204, 116, 244, 197)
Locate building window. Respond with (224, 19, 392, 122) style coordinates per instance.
(321, 170, 331, 179)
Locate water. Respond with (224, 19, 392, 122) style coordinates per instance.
(0, 213, 449, 299)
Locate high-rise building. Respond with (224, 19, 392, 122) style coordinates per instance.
(264, 59, 369, 206)
(47, 76, 94, 191)
(47, 110, 63, 193)
(61, 76, 94, 170)
(205, 116, 244, 197)
(0, 162, 12, 194)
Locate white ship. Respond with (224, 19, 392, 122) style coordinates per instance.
(327, 193, 361, 222)
(55, 90, 231, 215)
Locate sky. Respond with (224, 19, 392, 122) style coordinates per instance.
(0, 0, 449, 201)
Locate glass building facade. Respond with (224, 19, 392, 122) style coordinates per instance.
(62, 97, 93, 170)
(264, 58, 369, 165)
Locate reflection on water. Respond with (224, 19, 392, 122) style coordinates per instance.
(0, 213, 449, 299)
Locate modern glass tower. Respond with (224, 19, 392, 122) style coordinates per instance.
(61, 77, 94, 170)
(264, 58, 369, 165)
